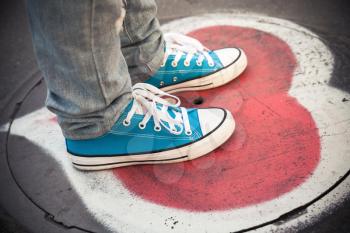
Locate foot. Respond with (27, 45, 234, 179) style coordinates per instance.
(66, 83, 235, 170)
(145, 33, 247, 93)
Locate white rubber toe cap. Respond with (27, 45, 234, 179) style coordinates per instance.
(197, 108, 228, 136)
(214, 48, 242, 67)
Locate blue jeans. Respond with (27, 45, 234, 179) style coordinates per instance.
(27, 0, 164, 139)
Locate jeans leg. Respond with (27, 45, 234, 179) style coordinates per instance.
(27, 0, 132, 140)
(120, 0, 165, 84)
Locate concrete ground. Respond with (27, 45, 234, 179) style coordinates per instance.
(1, 0, 349, 232)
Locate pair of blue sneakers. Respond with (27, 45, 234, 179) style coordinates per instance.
(67, 33, 247, 170)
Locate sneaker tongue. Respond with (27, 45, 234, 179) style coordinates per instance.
(166, 46, 178, 55)
(130, 99, 146, 115)
(156, 102, 182, 122)
(137, 106, 147, 115)
(167, 107, 177, 118)
(134, 100, 166, 116)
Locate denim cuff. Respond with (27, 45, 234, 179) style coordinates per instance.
(59, 92, 132, 140)
(144, 37, 165, 75)
(127, 36, 165, 84)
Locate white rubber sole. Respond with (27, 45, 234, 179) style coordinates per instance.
(161, 49, 247, 94)
(70, 110, 235, 170)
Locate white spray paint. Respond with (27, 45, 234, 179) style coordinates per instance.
(6, 13, 350, 233)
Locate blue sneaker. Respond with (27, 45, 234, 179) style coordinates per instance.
(145, 33, 247, 93)
(66, 83, 235, 170)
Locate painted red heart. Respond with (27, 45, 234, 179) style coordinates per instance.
(114, 26, 320, 211)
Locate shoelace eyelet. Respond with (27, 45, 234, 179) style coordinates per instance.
(123, 119, 130, 126)
(154, 125, 161, 132)
(171, 61, 178, 67)
(196, 60, 202, 66)
(185, 130, 192, 136)
(208, 62, 215, 67)
(138, 123, 146, 129)
(184, 60, 190, 67)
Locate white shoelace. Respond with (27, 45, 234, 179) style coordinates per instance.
(123, 83, 192, 136)
(162, 33, 214, 67)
